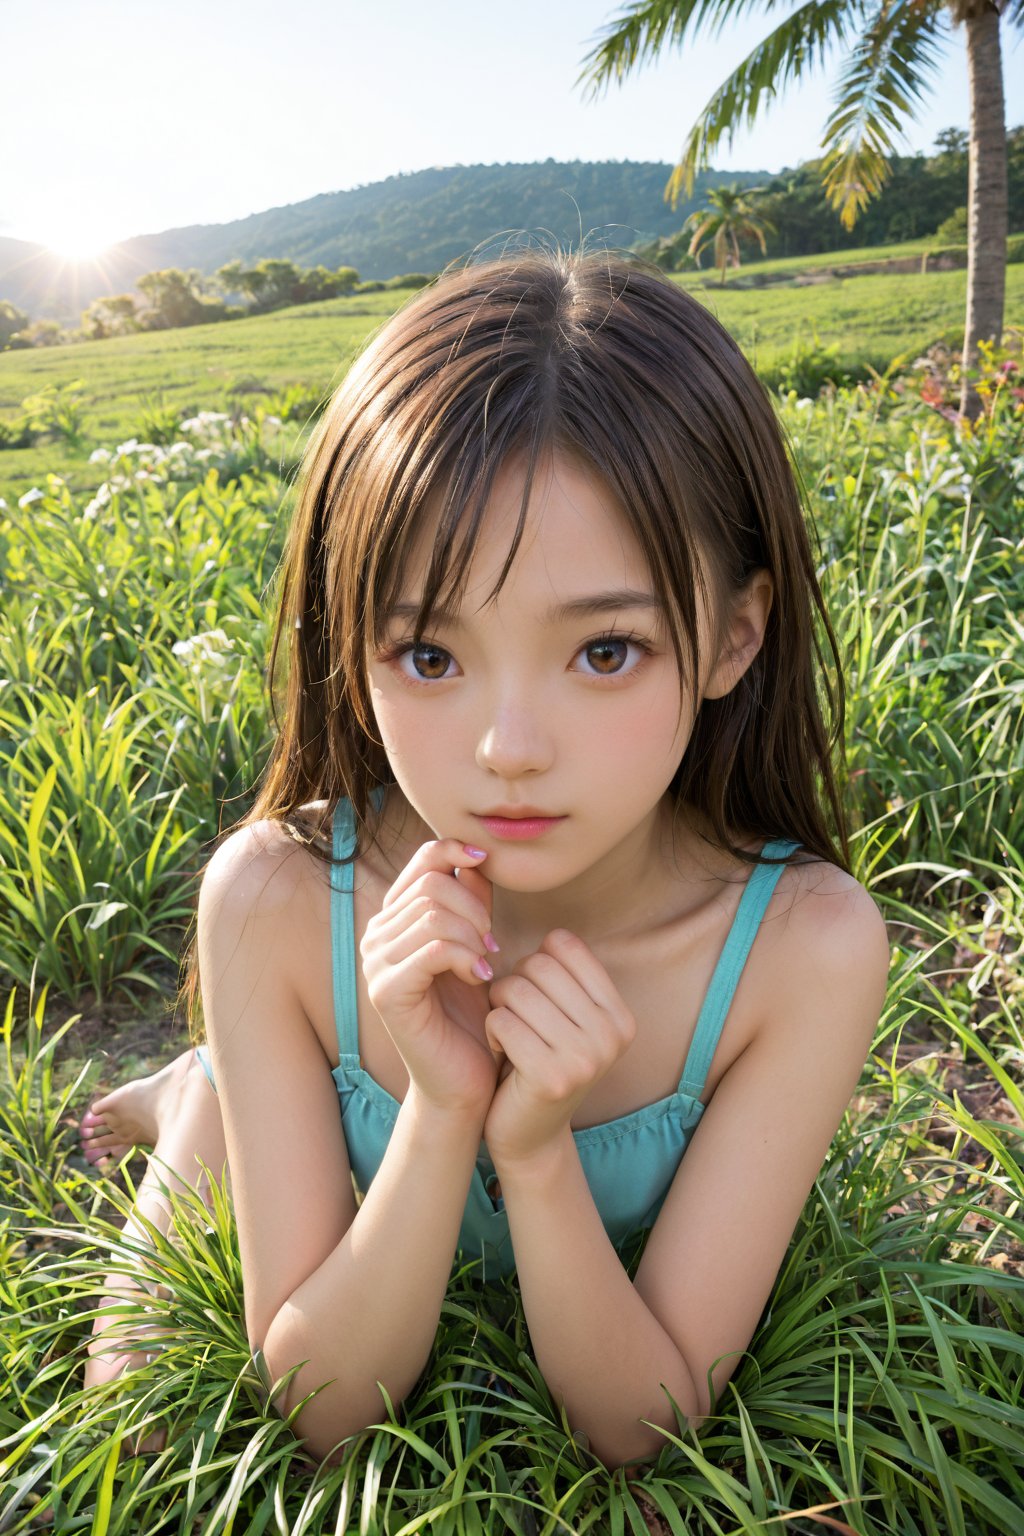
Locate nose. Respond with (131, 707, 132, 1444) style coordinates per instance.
(474, 693, 555, 779)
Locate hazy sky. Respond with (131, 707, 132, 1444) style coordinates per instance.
(3, 0, 1022, 257)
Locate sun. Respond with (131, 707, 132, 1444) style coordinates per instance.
(44, 226, 114, 262)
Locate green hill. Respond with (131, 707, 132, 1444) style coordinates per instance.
(0, 161, 769, 325)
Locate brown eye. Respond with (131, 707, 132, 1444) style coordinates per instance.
(574, 634, 652, 678)
(584, 639, 629, 674)
(406, 643, 454, 680)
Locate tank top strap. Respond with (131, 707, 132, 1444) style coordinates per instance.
(329, 798, 362, 1063)
(677, 838, 801, 1101)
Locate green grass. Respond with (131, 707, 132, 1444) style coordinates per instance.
(0, 290, 410, 503)
(2, 255, 1022, 504)
(1, 338, 1023, 1533)
(684, 237, 960, 284)
(676, 264, 1024, 378)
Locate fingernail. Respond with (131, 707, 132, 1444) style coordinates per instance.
(483, 931, 500, 953)
(463, 845, 487, 860)
(472, 957, 494, 980)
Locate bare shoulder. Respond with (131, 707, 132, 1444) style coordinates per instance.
(758, 851, 890, 1046)
(200, 804, 333, 933)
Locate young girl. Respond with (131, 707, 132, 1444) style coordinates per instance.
(80, 245, 890, 1471)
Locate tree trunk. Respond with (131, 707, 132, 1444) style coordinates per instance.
(959, 3, 1008, 419)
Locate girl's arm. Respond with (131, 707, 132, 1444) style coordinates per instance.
(199, 825, 491, 1461)
(487, 869, 890, 1470)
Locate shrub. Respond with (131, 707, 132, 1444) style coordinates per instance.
(20, 380, 89, 450)
(932, 205, 968, 243)
(0, 416, 36, 450)
(262, 383, 327, 424)
(135, 394, 189, 446)
(759, 334, 863, 396)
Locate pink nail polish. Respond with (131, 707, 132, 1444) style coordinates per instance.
(483, 932, 500, 953)
(463, 845, 487, 860)
(473, 957, 493, 981)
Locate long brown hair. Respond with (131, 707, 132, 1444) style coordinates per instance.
(177, 243, 849, 1037)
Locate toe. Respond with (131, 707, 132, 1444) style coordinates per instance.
(128, 1425, 168, 1457)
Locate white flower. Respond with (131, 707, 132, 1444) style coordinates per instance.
(0, 497, 7, 511)
(172, 628, 232, 663)
(89, 448, 112, 464)
(83, 482, 113, 521)
(115, 438, 140, 456)
(19, 487, 45, 507)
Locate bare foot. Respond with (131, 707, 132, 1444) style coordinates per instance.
(86, 1283, 175, 1454)
(87, 1342, 170, 1455)
(79, 1049, 197, 1165)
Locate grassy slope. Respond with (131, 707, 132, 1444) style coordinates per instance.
(2, 262, 1022, 504)
(677, 264, 1024, 374)
(685, 237, 970, 282)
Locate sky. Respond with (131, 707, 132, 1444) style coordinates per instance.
(3, 0, 1022, 259)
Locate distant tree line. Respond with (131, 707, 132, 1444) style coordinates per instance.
(638, 128, 1023, 272)
(3, 131, 1021, 349)
(0, 259, 434, 350)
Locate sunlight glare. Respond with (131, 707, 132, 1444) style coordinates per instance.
(44, 226, 114, 261)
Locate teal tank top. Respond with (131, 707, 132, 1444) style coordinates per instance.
(198, 797, 801, 1281)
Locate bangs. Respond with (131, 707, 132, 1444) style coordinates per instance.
(367, 416, 554, 653)
(323, 248, 777, 745)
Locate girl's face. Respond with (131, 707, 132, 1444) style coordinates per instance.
(366, 450, 718, 894)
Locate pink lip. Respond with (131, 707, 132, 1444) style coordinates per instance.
(474, 815, 567, 841)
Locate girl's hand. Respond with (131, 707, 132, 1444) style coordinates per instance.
(360, 841, 501, 1119)
(482, 930, 638, 1167)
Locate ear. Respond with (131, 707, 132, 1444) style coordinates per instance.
(702, 569, 774, 701)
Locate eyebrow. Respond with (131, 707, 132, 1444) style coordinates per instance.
(386, 588, 666, 629)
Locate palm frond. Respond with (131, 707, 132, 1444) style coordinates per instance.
(821, 0, 948, 229)
(576, 0, 808, 96)
(651, 0, 857, 208)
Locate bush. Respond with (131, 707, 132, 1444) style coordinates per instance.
(136, 394, 190, 446)
(759, 334, 865, 396)
(932, 205, 968, 243)
(263, 383, 327, 424)
(0, 416, 36, 450)
(383, 273, 434, 290)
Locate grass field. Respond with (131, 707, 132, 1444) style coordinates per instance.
(677, 265, 1024, 375)
(681, 237, 969, 284)
(1, 298, 1023, 1528)
(3, 257, 1022, 505)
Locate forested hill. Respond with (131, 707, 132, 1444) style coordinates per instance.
(0, 160, 766, 323)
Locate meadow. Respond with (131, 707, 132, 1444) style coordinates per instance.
(0, 267, 1022, 1533)
(2, 254, 1023, 503)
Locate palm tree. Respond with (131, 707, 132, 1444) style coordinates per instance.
(683, 183, 775, 283)
(576, 1, 1021, 418)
